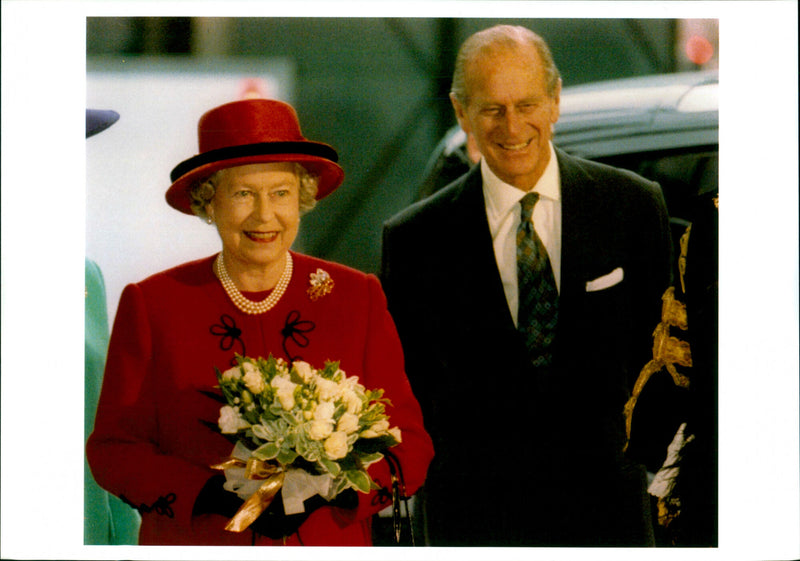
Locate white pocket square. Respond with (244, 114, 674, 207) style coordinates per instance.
(585, 267, 624, 292)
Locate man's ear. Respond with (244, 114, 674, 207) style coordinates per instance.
(450, 92, 470, 133)
(549, 78, 562, 125)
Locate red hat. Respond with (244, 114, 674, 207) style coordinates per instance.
(166, 99, 344, 215)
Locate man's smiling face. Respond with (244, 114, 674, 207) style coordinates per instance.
(452, 42, 561, 192)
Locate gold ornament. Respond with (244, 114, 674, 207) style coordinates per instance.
(678, 224, 691, 294)
(623, 287, 692, 451)
(307, 268, 334, 301)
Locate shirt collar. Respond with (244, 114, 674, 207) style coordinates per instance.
(482, 142, 560, 231)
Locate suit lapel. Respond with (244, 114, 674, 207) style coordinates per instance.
(446, 153, 614, 357)
(559, 149, 595, 303)
(447, 166, 518, 332)
(557, 149, 620, 322)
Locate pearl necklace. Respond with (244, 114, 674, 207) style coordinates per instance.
(214, 252, 293, 315)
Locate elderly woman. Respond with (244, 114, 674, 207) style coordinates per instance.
(87, 99, 433, 546)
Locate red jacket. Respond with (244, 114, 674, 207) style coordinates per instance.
(87, 252, 433, 545)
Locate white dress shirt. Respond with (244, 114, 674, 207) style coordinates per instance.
(481, 142, 562, 326)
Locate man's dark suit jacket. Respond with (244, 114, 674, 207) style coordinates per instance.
(380, 148, 672, 546)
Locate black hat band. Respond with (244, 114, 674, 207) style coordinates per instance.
(170, 141, 339, 182)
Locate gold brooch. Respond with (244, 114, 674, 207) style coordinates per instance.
(307, 268, 334, 301)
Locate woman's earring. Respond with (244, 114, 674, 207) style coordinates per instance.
(207, 216, 214, 224)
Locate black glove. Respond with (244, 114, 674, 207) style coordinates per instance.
(193, 474, 242, 518)
(250, 488, 359, 540)
(193, 474, 359, 539)
(248, 490, 318, 539)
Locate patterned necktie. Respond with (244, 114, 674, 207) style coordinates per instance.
(516, 192, 558, 367)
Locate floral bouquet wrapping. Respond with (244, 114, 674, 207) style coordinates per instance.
(210, 354, 402, 532)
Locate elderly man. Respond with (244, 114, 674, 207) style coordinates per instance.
(381, 25, 671, 546)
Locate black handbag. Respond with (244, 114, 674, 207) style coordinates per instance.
(383, 449, 415, 545)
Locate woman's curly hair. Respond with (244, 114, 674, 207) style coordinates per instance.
(189, 163, 319, 220)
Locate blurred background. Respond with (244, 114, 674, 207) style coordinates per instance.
(86, 17, 718, 320)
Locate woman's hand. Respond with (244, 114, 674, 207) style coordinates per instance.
(193, 474, 359, 540)
(250, 489, 358, 539)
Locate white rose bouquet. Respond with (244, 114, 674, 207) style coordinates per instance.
(210, 354, 402, 532)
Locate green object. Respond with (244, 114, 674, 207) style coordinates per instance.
(85, 259, 141, 544)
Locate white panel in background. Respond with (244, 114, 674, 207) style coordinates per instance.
(86, 58, 295, 321)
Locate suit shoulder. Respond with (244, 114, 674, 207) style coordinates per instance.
(564, 152, 660, 192)
(560, 152, 665, 212)
(384, 169, 473, 231)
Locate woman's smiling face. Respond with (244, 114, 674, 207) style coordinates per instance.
(207, 162, 301, 275)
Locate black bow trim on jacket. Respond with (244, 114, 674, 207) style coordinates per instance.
(209, 311, 317, 366)
(281, 310, 315, 363)
(120, 493, 177, 518)
(210, 314, 246, 365)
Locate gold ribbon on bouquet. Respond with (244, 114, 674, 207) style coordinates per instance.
(210, 457, 285, 533)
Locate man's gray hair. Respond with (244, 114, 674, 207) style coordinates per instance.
(451, 25, 561, 105)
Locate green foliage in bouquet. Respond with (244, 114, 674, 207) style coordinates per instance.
(215, 354, 402, 495)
